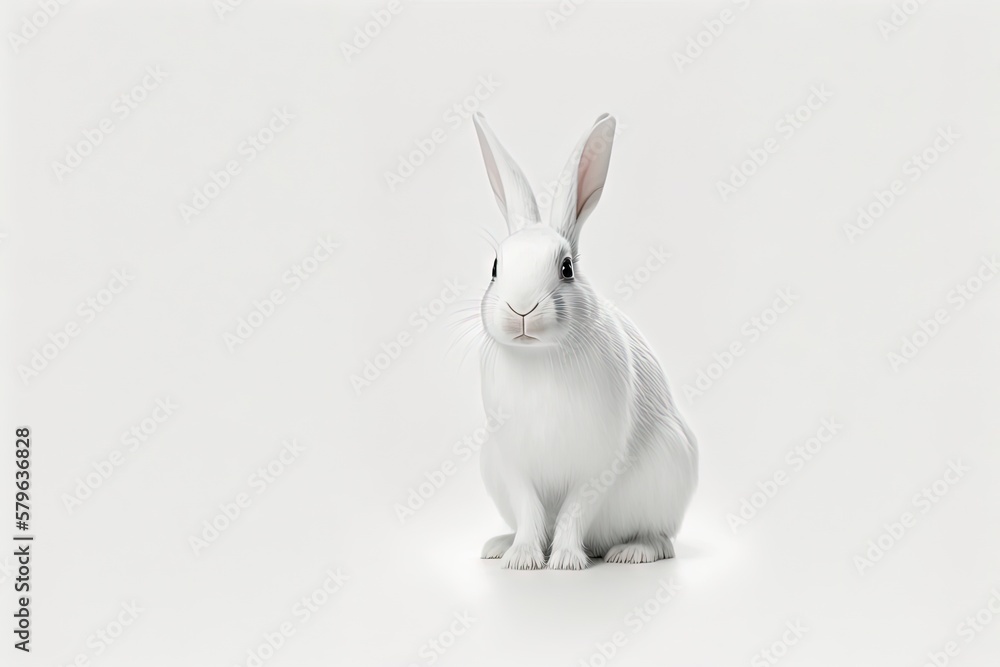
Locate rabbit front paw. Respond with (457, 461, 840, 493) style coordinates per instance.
(500, 543, 546, 570)
(548, 546, 590, 570)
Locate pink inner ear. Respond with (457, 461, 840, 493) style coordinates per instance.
(577, 186, 604, 219)
(549, 115, 616, 240)
(577, 156, 599, 217)
(574, 117, 615, 218)
(576, 135, 611, 218)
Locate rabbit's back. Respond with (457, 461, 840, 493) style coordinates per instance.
(590, 309, 698, 542)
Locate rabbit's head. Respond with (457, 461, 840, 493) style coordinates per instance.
(473, 113, 616, 348)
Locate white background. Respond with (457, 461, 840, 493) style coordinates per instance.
(2, 1, 1000, 665)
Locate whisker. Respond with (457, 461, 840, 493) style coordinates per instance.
(478, 227, 500, 254)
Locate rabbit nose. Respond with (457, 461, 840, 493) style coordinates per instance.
(506, 302, 539, 318)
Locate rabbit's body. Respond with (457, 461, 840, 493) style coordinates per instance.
(480, 277, 697, 565)
(471, 114, 697, 569)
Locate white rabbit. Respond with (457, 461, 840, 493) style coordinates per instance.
(471, 112, 698, 570)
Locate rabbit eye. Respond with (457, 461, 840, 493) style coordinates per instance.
(491, 258, 497, 280)
(561, 257, 574, 280)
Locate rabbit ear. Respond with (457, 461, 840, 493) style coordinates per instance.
(473, 113, 540, 234)
(550, 114, 616, 249)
